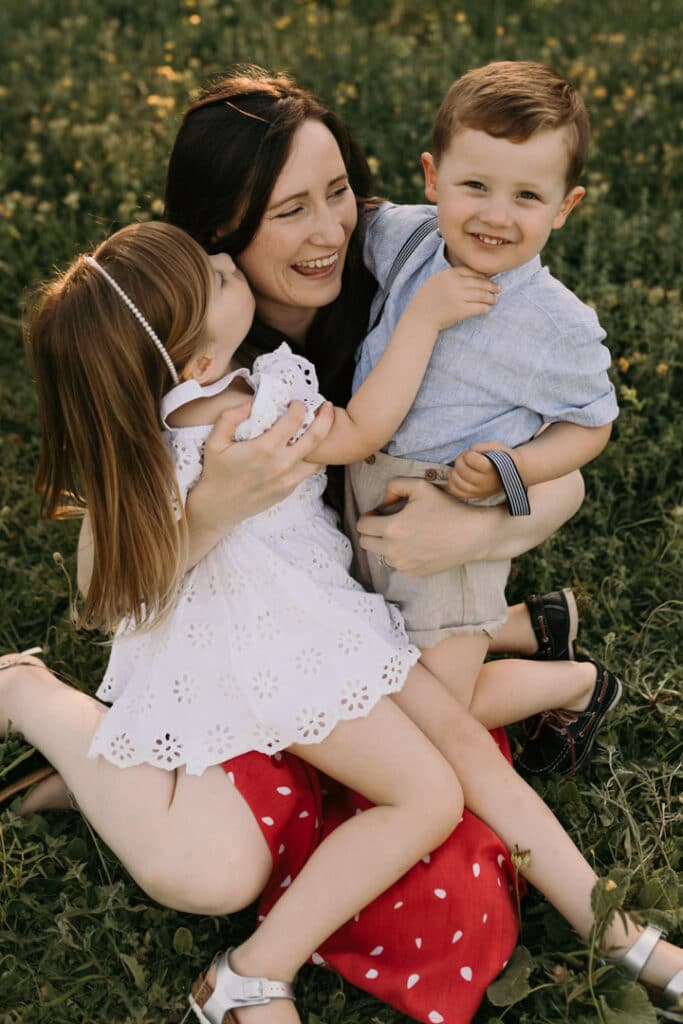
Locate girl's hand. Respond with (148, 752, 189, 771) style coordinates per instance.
(185, 399, 334, 569)
(412, 266, 500, 330)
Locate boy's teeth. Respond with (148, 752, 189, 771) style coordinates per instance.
(295, 254, 337, 269)
(476, 234, 506, 246)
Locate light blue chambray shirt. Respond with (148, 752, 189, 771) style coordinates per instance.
(354, 202, 619, 464)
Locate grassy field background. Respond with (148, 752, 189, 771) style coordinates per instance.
(0, 1, 681, 1021)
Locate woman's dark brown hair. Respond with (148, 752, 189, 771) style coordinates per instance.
(164, 65, 377, 407)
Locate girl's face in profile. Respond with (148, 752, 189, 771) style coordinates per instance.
(236, 118, 358, 344)
(195, 253, 256, 382)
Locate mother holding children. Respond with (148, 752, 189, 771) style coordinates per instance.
(2, 60, 681, 1024)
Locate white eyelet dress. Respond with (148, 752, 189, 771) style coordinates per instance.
(89, 344, 420, 775)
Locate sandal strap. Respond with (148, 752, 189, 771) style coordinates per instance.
(199, 949, 294, 1024)
(611, 924, 664, 978)
(0, 647, 42, 671)
(662, 969, 683, 1009)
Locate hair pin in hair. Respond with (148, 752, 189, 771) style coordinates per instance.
(85, 256, 180, 385)
(223, 99, 271, 125)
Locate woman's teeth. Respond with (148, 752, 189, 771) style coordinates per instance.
(294, 254, 338, 269)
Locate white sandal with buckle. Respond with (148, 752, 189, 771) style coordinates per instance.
(189, 948, 296, 1024)
(609, 924, 683, 1021)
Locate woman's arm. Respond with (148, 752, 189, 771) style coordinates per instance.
(77, 400, 335, 594)
(355, 470, 585, 577)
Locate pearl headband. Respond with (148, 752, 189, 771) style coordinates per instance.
(85, 256, 179, 385)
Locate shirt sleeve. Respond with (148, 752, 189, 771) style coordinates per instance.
(363, 202, 438, 287)
(525, 318, 619, 427)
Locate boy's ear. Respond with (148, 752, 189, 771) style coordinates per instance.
(421, 152, 438, 203)
(181, 353, 213, 384)
(553, 186, 585, 229)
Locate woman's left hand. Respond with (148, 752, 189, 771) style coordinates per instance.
(355, 470, 585, 576)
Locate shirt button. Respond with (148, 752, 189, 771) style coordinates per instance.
(366, 454, 376, 465)
(425, 468, 438, 481)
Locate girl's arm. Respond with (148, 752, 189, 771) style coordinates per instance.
(308, 267, 499, 466)
(77, 400, 336, 593)
(355, 470, 585, 577)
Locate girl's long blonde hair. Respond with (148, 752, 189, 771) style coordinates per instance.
(26, 222, 214, 632)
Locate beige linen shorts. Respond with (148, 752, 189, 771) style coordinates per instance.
(345, 451, 510, 647)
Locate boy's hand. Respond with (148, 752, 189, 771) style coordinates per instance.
(413, 266, 500, 330)
(449, 440, 512, 500)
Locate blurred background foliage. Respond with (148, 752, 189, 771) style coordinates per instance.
(0, 1, 681, 1022)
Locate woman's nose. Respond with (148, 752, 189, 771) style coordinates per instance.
(309, 203, 347, 247)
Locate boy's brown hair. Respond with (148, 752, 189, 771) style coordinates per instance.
(431, 61, 590, 190)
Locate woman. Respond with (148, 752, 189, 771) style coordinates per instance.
(6, 69, 681, 1024)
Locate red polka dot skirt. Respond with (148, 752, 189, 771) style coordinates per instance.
(222, 728, 518, 1024)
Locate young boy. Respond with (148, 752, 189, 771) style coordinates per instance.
(347, 61, 621, 775)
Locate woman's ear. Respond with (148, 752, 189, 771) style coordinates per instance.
(421, 152, 439, 204)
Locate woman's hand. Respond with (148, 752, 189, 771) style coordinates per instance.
(185, 399, 335, 569)
(355, 470, 585, 576)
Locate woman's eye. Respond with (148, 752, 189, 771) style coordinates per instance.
(330, 184, 349, 199)
(276, 206, 303, 219)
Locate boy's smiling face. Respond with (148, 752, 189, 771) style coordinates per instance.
(422, 126, 584, 277)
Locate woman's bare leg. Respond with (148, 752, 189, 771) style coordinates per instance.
(393, 670, 683, 987)
(0, 656, 272, 913)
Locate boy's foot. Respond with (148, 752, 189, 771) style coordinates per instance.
(524, 589, 578, 660)
(516, 660, 622, 776)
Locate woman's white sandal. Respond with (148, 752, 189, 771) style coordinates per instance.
(608, 924, 683, 1021)
(189, 948, 295, 1024)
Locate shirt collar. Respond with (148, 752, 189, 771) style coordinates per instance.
(433, 233, 541, 292)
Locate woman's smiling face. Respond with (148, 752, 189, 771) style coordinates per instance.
(235, 119, 358, 344)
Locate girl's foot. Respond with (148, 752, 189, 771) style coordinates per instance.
(608, 925, 683, 1020)
(516, 660, 622, 776)
(190, 949, 299, 1024)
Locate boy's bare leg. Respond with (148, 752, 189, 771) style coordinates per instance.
(488, 601, 537, 654)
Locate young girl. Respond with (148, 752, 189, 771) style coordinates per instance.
(24, 222, 683, 1024)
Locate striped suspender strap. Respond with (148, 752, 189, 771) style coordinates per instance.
(368, 215, 439, 332)
(481, 450, 531, 516)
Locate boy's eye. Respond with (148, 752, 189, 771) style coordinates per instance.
(519, 190, 540, 201)
(464, 180, 486, 191)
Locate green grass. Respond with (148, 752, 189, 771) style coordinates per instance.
(0, 1, 681, 1021)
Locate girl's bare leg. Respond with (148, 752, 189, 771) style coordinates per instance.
(393, 670, 683, 988)
(0, 657, 272, 913)
(207, 671, 462, 1023)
